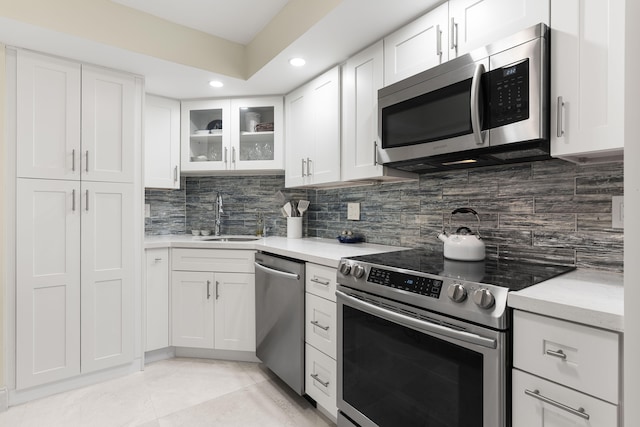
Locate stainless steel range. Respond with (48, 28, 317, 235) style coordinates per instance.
(335, 248, 574, 427)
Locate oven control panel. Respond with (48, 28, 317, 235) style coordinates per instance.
(367, 267, 443, 299)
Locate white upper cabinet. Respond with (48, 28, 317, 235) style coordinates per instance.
(230, 97, 284, 171)
(81, 65, 136, 183)
(285, 66, 341, 187)
(145, 94, 181, 189)
(181, 96, 283, 174)
(550, 0, 624, 163)
(342, 41, 417, 182)
(16, 51, 81, 180)
(384, 2, 449, 86)
(449, 0, 549, 58)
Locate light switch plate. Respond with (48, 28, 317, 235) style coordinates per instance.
(145, 203, 151, 218)
(347, 202, 360, 221)
(612, 196, 624, 229)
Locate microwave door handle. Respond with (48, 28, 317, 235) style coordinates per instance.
(470, 63, 486, 146)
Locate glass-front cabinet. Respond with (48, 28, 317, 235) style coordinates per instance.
(181, 96, 283, 173)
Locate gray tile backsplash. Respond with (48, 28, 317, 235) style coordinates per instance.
(145, 159, 623, 272)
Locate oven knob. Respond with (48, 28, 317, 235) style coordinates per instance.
(473, 288, 495, 309)
(447, 283, 467, 303)
(339, 262, 351, 275)
(352, 264, 366, 279)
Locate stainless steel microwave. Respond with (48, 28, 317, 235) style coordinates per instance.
(377, 23, 549, 173)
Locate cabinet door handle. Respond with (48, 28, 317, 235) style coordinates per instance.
(224, 147, 228, 165)
(545, 349, 567, 360)
(557, 96, 565, 137)
(450, 18, 458, 52)
(72, 149, 76, 172)
(154, 258, 163, 262)
(173, 165, 178, 182)
(436, 24, 442, 59)
(72, 189, 76, 211)
(524, 389, 589, 420)
(310, 373, 329, 388)
(85, 150, 89, 173)
(301, 158, 306, 177)
(206, 280, 211, 300)
(215, 281, 220, 300)
(373, 141, 378, 166)
(310, 320, 330, 331)
(310, 277, 330, 286)
(232, 147, 236, 165)
(306, 157, 311, 176)
(85, 189, 89, 211)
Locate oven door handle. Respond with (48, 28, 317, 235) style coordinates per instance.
(337, 290, 497, 349)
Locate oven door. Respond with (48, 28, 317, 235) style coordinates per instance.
(336, 288, 507, 427)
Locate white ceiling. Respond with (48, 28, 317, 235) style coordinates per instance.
(0, 0, 442, 99)
(110, 0, 291, 45)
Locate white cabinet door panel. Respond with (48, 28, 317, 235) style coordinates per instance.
(82, 65, 135, 183)
(145, 248, 170, 351)
(384, 2, 448, 85)
(449, 0, 549, 58)
(305, 293, 336, 359)
(16, 51, 81, 180)
(145, 95, 180, 189)
(80, 182, 135, 372)
(171, 271, 215, 349)
(214, 273, 256, 352)
(16, 179, 81, 388)
(550, 0, 624, 161)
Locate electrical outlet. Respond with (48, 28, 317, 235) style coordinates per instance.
(347, 202, 360, 221)
(145, 203, 151, 218)
(612, 196, 624, 229)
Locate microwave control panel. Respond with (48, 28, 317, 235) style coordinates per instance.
(486, 59, 530, 129)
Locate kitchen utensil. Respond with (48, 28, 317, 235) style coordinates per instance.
(280, 207, 288, 218)
(297, 200, 309, 216)
(275, 190, 286, 204)
(290, 200, 298, 217)
(437, 207, 485, 261)
(283, 202, 292, 217)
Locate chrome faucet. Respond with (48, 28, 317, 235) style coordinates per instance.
(214, 192, 223, 236)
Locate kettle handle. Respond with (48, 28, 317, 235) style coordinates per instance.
(452, 207, 478, 216)
(442, 207, 482, 239)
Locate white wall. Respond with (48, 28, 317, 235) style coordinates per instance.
(0, 43, 6, 408)
(624, 1, 640, 426)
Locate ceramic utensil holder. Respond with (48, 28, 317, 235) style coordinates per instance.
(287, 217, 302, 239)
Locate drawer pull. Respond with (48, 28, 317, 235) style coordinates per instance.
(310, 320, 330, 331)
(546, 349, 567, 360)
(310, 277, 330, 286)
(154, 258, 163, 262)
(310, 373, 329, 388)
(524, 389, 590, 420)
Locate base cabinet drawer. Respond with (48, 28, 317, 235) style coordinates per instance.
(305, 343, 337, 418)
(172, 248, 255, 272)
(305, 263, 337, 302)
(305, 293, 337, 359)
(513, 310, 619, 403)
(512, 369, 618, 427)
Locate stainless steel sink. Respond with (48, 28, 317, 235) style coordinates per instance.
(199, 235, 261, 242)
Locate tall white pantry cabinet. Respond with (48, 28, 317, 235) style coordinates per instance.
(12, 49, 141, 390)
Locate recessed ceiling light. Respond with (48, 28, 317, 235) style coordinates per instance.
(208, 80, 224, 88)
(289, 57, 306, 67)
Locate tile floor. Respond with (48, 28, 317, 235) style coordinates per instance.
(0, 358, 335, 427)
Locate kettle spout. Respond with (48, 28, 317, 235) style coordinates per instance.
(438, 232, 449, 243)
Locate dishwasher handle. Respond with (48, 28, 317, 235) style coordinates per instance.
(254, 262, 300, 280)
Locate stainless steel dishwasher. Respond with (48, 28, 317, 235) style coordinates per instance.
(254, 252, 305, 395)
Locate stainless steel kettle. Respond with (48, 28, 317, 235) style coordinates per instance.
(438, 208, 486, 261)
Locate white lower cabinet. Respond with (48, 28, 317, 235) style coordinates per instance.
(304, 262, 338, 419)
(305, 343, 337, 416)
(512, 310, 621, 426)
(512, 369, 618, 427)
(170, 249, 256, 352)
(145, 248, 170, 351)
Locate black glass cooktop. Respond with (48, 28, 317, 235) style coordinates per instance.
(347, 248, 575, 291)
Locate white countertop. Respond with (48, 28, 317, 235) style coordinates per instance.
(508, 269, 624, 332)
(145, 235, 408, 267)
